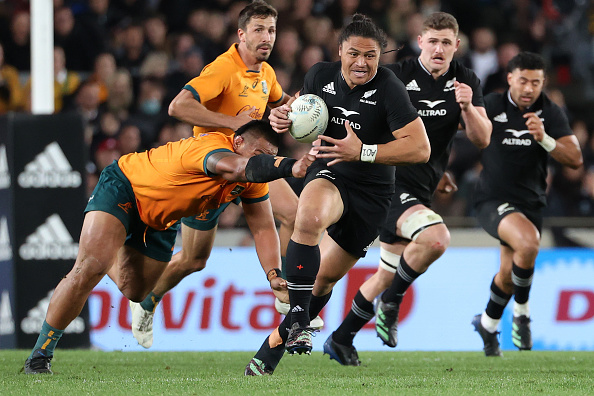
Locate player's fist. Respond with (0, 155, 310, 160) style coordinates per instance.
(292, 152, 316, 178)
(454, 81, 472, 111)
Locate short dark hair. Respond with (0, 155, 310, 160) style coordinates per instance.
(238, 0, 278, 31)
(507, 52, 547, 73)
(235, 120, 279, 147)
(422, 12, 459, 36)
(338, 13, 388, 50)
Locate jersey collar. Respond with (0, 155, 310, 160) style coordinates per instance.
(506, 90, 543, 111)
(417, 57, 450, 78)
(339, 69, 378, 89)
(229, 43, 261, 73)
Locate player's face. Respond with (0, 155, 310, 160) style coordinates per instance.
(235, 134, 278, 158)
(418, 28, 459, 76)
(239, 16, 277, 62)
(507, 68, 545, 110)
(339, 36, 381, 88)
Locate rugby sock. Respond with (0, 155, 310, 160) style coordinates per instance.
(286, 240, 319, 328)
(512, 263, 534, 306)
(255, 335, 285, 370)
(30, 320, 64, 358)
(333, 290, 375, 345)
(381, 255, 421, 304)
(308, 291, 332, 319)
(140, 291, 162, 312)
(480, 311, 500, 334)
(483, 277, 512, 332)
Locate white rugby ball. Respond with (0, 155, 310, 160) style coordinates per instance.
(288, 94, 328, 143)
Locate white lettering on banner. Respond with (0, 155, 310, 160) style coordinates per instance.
(88, 248, 594, 352)
(21, 290, 85, 334)
(0, 290, 15, 335)
(0, 217, 12, 261)
(0, 145, 10, 189)
(19, 214, 79, 260)
(17, 142, 81, 188)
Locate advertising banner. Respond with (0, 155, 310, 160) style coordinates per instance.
(89, 247, 594, 352)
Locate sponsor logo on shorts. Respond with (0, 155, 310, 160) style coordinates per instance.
(400, 193, 417, 204)
(316, 169, 335, 180)
(195, 210, 210, 221)
(17, 142, 81, 188)
(230, 185, 245, 195)
(19, 214, 78, 260)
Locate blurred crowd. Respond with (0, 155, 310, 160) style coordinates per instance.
(0, 0, 593, 242)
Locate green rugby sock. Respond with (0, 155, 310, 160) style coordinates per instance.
(140, 291, 162, 312)
(31, 320, 64, 358)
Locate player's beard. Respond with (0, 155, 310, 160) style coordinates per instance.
(248, 41, 272, 62)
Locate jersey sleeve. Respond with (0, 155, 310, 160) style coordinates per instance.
(240, 182, 270, 203)
(183, 60, 232, 103)
(546, 102, 573, 140)
(461, 67, 485, 108)
(181, 133, 233, 176)
(300, 62, 326, 95)
(382, 70, 419, 132)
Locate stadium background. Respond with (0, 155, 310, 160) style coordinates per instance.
(0, 0, 593, 352)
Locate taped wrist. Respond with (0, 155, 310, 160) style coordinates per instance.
(245, 154, 296, 182)
(267, 268, 282, 282)
(537, 133, 556, 152)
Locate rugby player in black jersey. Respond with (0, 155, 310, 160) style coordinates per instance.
(471, 52, 582, 356)
(323, 12, 492, 365)
(245, 14, 430, 375)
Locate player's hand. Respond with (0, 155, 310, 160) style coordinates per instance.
(270, 278, 290, 303)
(454, 81, 473, 111)
(524, 112, 545, 141)
(436, 171, 458, 194)
(316, 121, 363, 165)
(269, 104, 292, 133)
(231, 106, 257, 131)
(291, 152, 316, 178)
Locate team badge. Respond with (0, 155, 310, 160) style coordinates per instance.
(261, 81, 268, 94)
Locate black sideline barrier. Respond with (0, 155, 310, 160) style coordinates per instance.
(0, 112, 90, 349)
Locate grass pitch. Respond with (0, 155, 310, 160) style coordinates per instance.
(2, 350, 593, 395)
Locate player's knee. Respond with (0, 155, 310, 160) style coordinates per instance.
(400, 209, 444, 242)
(293, 214, 326, 241)
(180, 257, 208, 273)
(415, 224, 450, 256)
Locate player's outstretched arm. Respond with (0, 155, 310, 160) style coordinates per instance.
(168, 89, 253, 131)
(206, 151, 315, 182)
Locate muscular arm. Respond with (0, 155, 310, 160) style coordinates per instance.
(243, 200, 284, 282)
(205, 151, 249, 181)
(268, 91, 290, 108)
(461, 105, 492, 149)
(168, 89, 252, 131)
(550, 135, 583, 169)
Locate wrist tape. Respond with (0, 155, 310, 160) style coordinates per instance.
(360, 144, 378, 163)
(538, 133, 556, 152)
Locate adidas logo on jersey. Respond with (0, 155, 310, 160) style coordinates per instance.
(322, 82, 336, 95)
(494, 112, 508, 123)
(0, 217, 12, 261)
(0, 145, 10, 189)
(19, 214, 79, 260)
(18, 142, 81, 188)
(21, 290, 85, 334)
(405, 80, 421, 91)
(0, 290, 15, 335)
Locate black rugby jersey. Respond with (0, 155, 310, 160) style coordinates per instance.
(301, 62, 418, 186)
(386, 58, 484, 201)
(474, 90, 572, 208)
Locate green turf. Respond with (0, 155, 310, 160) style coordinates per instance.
(2, 350, 593, 395)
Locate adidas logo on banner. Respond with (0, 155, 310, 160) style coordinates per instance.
(0, 217, 12, 261)
(18, 142, 81, 188)
(19, 214, 78, 260)
(21, 290, 85, 334)
(0, 145, 10, 189)
(405, 80, 420, 91)
(322, 82, 336, 95)
(0, 290, 15, 335)
(494, 112, 508, 123)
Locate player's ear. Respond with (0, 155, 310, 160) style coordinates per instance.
(233, 135, 244, 152)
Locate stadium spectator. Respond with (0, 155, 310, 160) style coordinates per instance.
(324, 12, 491, 365)
(471, 52, 583, 357)
(464, 26, 498, 86)
(128, 0, 299, 350)
(143, 13, 169, 52)
(22, 122, 314, 374)
(88, 52, 118, 105)
(54, 5, 102, 72)
(105, 68, 134, 119)
(483, 41, 520, 95)
(117, 123, 142, 155)
(245, 13, 428, 375)
(1, 10, 30, 71)
(0, 41, 23, 113)
(165, 46, 204, 104)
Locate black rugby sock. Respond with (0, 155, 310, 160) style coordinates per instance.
(382, 255, 421, 304)
(333, 290, 375, 346)
(512, 263, 534, 305)
(253, 336, 285, 370)
(286, 240, 319, 328)
(485, 277, 512, 319)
